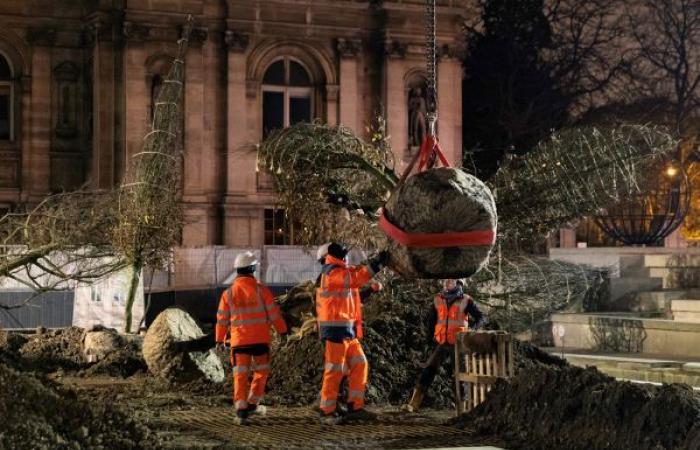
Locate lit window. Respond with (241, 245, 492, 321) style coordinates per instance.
(264, 208, 297, 245)
(262, 58, 313, 138)
(0, 54, 12, 141)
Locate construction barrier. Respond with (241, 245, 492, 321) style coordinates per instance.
(454, 331, 514, 415)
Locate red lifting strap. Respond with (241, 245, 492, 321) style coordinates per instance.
(379, 209, 496, 248)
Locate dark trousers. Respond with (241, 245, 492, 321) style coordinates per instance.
(417, 344, 454, 389)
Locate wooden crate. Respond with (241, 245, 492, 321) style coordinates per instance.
(454, 331, 513, 415)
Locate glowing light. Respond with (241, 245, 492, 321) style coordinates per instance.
(665, 165, 679, 177)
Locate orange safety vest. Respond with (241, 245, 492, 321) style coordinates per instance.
(215, 276, 287, 347)
(316, 255, 373, 340)
(433, 294, 471, 345)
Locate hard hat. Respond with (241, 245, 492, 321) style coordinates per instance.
(234, 251, 258, 269)
(316, 243, 331, 261)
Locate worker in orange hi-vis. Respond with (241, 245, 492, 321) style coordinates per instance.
(316, 242, 388, 425)
(215, 251, 288, 425)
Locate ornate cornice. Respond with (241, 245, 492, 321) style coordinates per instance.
(225, 30, 249, 53)
(122, 21, 151, 42)
(384, 40, 407, 59)
(336, 38, 362, 58)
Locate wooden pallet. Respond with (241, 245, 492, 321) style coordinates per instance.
(454, 331, 514, 415)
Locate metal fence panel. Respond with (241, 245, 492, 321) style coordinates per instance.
(0, 291, 74, 329)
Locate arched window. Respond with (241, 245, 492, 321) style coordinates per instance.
(149, 74, 164, 121)
(262, 58, 313, 138)
(0, 53, 13, 141)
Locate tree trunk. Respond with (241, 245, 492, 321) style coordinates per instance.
(124, 261, 142, 333)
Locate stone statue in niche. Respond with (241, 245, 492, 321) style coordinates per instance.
(408, 83, 428, 149)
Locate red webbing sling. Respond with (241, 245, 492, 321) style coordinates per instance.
(378, 135, 496, 248)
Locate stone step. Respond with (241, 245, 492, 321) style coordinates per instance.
(545, 349, 700, 388)
(549, 313, 700, 358)
(609, 276, 663, 302)
(608, 290, 700, 315)
(672, 299, 700, 323)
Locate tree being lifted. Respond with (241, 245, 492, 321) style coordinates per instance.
(258, 122, 677, 331)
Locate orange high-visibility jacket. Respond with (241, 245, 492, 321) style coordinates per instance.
(433, 294, 472, 345)
(316, 255, 374, 341)
(215, 275, 287, 347)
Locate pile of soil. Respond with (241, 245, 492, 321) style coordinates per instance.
(0, 360, 156, 449)
(0, 327, 145, 378)
(18, 327, 85, 370)
(459, 365, 700, 450)
(268, 278, 561, 408)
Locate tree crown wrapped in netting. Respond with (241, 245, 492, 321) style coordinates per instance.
(491, 124, 678, 245)
(258, 121, 397, 247)
(112, 21, 191, 268)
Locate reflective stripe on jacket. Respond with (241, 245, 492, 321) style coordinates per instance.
(316, 255, 373, 341)
(215, 275, 287, 347)
(433, 294, 471, 345)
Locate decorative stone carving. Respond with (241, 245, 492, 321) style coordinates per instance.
(122, 21, 150, 41)
(52, 61, 80, 140)
(436, 42, 465, 60)
(27, 27, 57, 46)
(189, 27, 208, 46)
(336, 38, 361, 58)
(384, 40, 407, 59)
(225, 30, 249, 53)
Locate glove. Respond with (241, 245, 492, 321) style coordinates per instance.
(470, 318, 486, 331)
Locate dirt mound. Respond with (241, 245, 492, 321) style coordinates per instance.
(459, 365, 700, 450)
(0, 360, 156, 450)
(268, 278, 567, 408)
(18, 326, 85, 370)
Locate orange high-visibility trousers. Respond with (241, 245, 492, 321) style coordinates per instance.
(231, 353, 271, 411)
(319, 339, 368, 414)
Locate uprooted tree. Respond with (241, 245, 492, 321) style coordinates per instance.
(258, 122, 677, 332)
(0, 18, 193, 332)
(111, 18, 192, 333)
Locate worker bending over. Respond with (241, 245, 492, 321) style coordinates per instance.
(216, 251, 288, 425)
(316, 242, 388, 424)
(403, 278, 484, 412)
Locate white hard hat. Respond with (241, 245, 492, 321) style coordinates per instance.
(316, 243, 331, 261)
(234, 251, 258, 269)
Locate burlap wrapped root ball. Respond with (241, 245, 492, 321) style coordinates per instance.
(383, 167, 497, 279)
(142, 308, 224, 382)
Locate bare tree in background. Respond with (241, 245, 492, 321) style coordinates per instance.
(0, 191, 124, 309)
(625, 0, 700, 139)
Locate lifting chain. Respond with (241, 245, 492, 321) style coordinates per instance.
(425, 0, 438, 136)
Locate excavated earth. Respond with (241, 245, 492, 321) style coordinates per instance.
(1, 287, 700, 450)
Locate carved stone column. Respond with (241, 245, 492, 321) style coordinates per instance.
(437, 43, 463, 166)
(122, 22, 150, 178)
(336, 38, 361, 132)
(384, 40, 408, 172)
(223, 30, 256, 246)
(24, 27, 56, 199)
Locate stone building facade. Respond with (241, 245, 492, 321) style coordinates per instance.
(0, 0, 468, 247)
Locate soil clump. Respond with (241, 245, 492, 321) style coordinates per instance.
(0, 360, 156, 450)
(459, 364, 700, 450)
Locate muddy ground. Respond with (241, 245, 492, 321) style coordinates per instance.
(1, 322, 699, 450)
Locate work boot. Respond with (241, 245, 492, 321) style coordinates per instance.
(401, 386, 425, 413)
(246, 404, 267, 417)
(319, 411, 344, 425)
(234, 409, 249, 425)
(343, 407, 377, 422)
